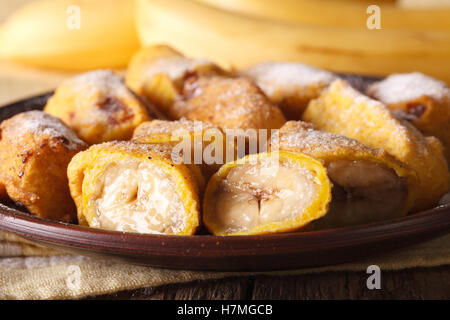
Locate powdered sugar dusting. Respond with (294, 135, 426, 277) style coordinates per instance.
(65, 70, 128, 97)
(303, 79, 422, 162)
(3, 110, 86, 150)
(178, 76, 285, 130)
(145, 56, 214, 80)
(94, 141, 174, 160)
(367, 72, 450, 104)
(135, 118, 219, 137)
(275, 121, 367, 154)
(332, 80, 414, 151)
(242, 62, 337, 96)
(61, 70, 132, 106)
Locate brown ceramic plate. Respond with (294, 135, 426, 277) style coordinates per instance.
(1, 76, 450, 271)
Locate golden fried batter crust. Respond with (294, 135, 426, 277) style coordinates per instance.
(0, 184, 7, 200)
(133, 119, 235, 180)
(126, 45, 224, 118)
(133, 118, 220, 142)
(241, 62, 336, 120)
(172, 76, 286, 131)
(367, 72, 450, 163)
(0, 111, 87, 222)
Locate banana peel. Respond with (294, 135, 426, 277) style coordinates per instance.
(137, 0, 450, 83)
(0, 0, 140, 70)
(196, 0, 450, 31)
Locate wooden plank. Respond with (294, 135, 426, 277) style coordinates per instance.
(252, 266, 450, 299)
(87, 266, 450, 299)
(86, 277, 250, 300)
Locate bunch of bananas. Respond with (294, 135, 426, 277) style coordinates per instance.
(137, 0, 450, 82)
(1, 0, 450, 83)
(0, 0, 139, 70)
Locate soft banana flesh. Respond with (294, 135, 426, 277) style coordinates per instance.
(88, 158, 188, 234)
(322, 160, 408, 229)
(203, 151, 331, 235)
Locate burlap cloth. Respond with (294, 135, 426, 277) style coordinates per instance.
(1, 61, 450, 300)
(2, 230, 450, 300)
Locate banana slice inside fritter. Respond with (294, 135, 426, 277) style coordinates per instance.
(68, 141, 201, 235)
(316, 160, 408, 229)
(203, 151, 331, 235)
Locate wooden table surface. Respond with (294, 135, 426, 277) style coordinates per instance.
(84, 266, 450, 299)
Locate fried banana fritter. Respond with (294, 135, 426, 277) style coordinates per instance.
(303, 79, 449, 211)
(0, 111, 87, 222)
(45, 70, 152, 144)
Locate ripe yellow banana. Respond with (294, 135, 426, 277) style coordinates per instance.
(137, 0, 450, 83)
(0, 0, 140, 70)
(196, 0, 450, 30)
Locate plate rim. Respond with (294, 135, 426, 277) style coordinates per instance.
(1, 203, 450, 267)
(1, 84, 450, 271)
